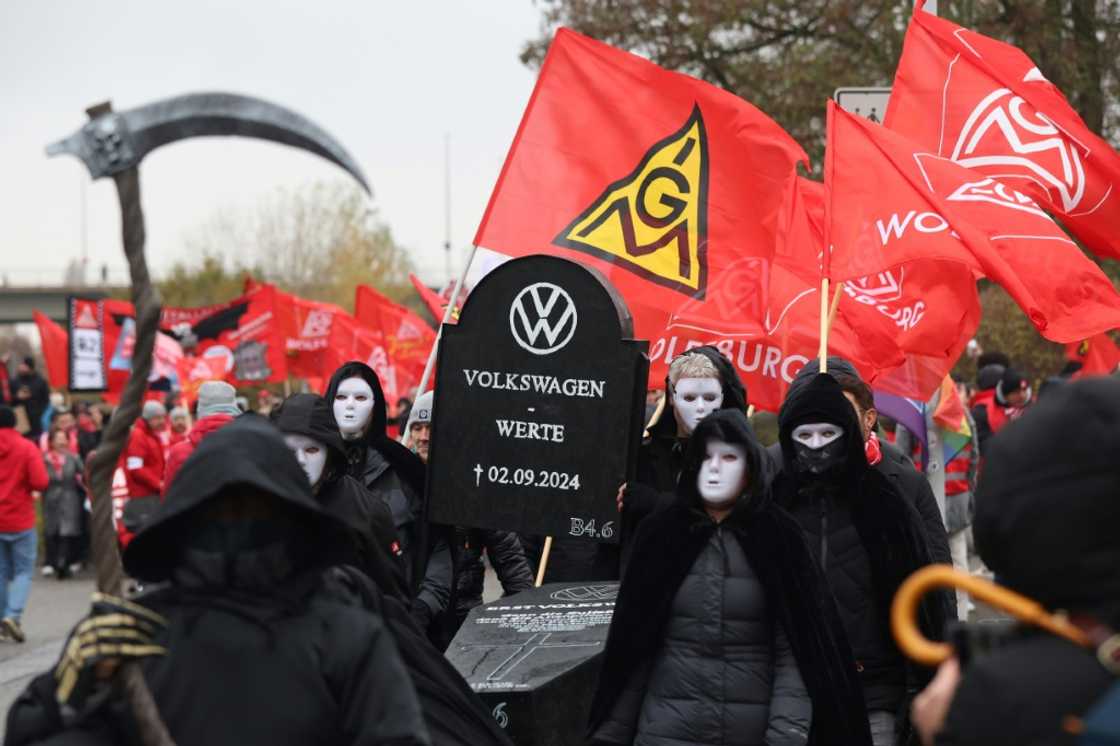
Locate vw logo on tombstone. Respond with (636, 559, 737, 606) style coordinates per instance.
(509, 282, 578, 356)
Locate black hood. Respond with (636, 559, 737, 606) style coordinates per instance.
(270, 393, 348, 482)
(649, 345, 748, 438)
(777, 373, 867, 481)
(325, 361, 389, 444)
(787, 355, 861, 400)
(123, 414, 353, 582)
(974, 376, 1120, 612)
(678, 409, 772, 514)
(325, 360, 427, 498)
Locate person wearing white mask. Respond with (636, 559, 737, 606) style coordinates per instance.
(590, 409, 871, 746)
(774, 373, 950, 746)
(615, 347, 750, 568)
(270, 393, 408, 600)
(325, 362, 453, 644)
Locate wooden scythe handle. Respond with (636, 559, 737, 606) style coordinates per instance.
(890, 564, 1091, 667)
(84, 162, 175, 746)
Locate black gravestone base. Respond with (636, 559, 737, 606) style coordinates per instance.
(446, 582, 618, 746)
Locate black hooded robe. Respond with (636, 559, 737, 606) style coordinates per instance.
(270, 392, 410, 600)
(589, 410, 871, 746)
(768, 356, 952, 569)
(621, 346, 753, 560)
(5, 415, 429, 746)
(938, 377, 1120, 746)
(325, 362, 455, 637)
(774, 374, 951, 741)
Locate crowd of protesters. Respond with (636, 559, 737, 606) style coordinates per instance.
(0, 345, 1116, 745)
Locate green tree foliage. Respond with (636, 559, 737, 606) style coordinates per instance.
(158, 255, 259, 308)
(523, 1, 1120, 169)
(164, 182, 416, 313)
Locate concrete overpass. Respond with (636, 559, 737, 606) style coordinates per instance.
(0, 286, 128, 325)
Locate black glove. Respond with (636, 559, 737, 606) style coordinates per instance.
(54, 593, 168, 719)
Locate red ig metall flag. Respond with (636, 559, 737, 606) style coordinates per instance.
(781, 178, 980, 402)
(825, 101, 1120, 344)
(885, 5, 1120, 260)
(475, 28, 816, 410)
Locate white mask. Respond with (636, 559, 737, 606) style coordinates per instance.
(672, 377, 724, 436)
(284, 433, 328, 486)
(791, 422, 844, 450)
(697, 440, 749, 505)
(333, 377, 375, 440)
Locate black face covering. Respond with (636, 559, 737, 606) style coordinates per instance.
(793, 436, 848, 477)
(175, 517, 305, 592)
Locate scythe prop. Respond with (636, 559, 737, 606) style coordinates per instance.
(47, 92, 370, 745)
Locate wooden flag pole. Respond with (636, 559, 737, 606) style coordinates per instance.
(818, 277, 831, 373)
(828, 281, 845, 330)
(535, 536, 553, 587)
(643, 393, 666, 438)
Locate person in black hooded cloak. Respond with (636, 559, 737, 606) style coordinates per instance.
(4, 415, 430, 746)
(912, 376, 1120, 746)
(325, 361, 453, 640)
(774, 373, 950, 746)
(270, 392, 409, 600)
(614, 346, 750, 554)
(589, 409, 871, 746)
(770, 356, 952, 569)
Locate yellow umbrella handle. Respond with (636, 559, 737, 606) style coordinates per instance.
(890, 564, 1091, 667)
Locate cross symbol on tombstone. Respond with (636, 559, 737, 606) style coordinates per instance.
(460, 632, 602, 682)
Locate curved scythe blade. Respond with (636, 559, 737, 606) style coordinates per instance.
(46, 91, 370, 193)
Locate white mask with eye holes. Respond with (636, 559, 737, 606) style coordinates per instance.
(672, 377, 724, 436)
(697, 440, 749, 506)
(333, 377, 375, 440)
(791, 422, 846, 476)
(284, 433, 328, 487)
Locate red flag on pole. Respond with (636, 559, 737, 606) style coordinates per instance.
(409, 273, 458, 324)
(885, 6, 1120, 260)
(474, 28, 813, 410)
(782, 177, 981, 401)
(1067, 334, 1120, 377)
(355, 285, 436, 389)
(825, 101, 1120, 343)
(32, 311, 69, 390)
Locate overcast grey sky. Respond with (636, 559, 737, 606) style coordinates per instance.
(0, 1, 542, 289)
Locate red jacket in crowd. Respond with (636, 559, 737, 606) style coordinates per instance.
(0, 427, 50, 533)
(122, 418, 165, 498)
(163, 414, 234, 495)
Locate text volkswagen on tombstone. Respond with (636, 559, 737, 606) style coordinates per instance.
(426, 256, 649, 543)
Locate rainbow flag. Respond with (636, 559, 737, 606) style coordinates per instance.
(874, 376, 972, 469)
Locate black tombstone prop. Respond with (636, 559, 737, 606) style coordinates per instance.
(447, 582, 618, 746)
(427, 255, 649, 543)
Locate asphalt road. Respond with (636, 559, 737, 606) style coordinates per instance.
(0, 567, 97, 730)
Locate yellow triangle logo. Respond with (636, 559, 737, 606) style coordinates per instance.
(554, 106, 709, 297)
